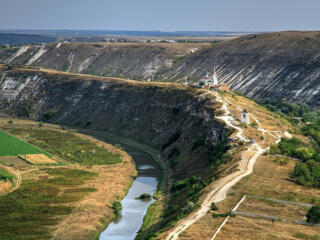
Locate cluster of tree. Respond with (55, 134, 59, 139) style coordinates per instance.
(257, 99, 309, 118)
(164, 176, 208, 224)
(270, 137, 320, 188)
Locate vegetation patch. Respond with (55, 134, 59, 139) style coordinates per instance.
(136, 193, 152, 201)
(306, 205, 320, 224)
(4, 127, 122, 165)
(163, 176, 207, 225)
(0, 129, 48, 156)
(112, 200, 122, 220)
(0, 167, 97, 240)
(0, 167, 15, 183)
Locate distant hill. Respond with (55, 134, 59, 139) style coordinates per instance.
(0, 31, 319, 108)
(0, 33, 56, 45)
(165, 31, 320, 108)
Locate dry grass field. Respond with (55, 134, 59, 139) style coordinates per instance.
(18, 154, 57, 164)
(0, 181, 11, 194)
(0, 119, 137, 240)
(170, 93, 319, 240)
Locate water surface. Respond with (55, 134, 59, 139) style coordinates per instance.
(95, 136, 161, 240)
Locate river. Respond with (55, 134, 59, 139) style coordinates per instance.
(92, 137, 161, 240)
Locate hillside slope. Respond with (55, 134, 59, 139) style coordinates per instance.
(166, 32, 320, 108)
(0, 64, 226, 179)
(2, 32, 319, 107)
(0, 42, 209, 80)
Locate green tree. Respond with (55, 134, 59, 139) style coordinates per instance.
(306, 205, 320, 223)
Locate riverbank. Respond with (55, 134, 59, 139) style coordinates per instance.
(0, 119, 137, 240)
(76, 129, 172, 240)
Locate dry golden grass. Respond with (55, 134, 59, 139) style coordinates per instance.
(0, 181, 11, 194)
(237, 197, 308, 222)
(49, 132, 137, 240)
(178, 154, 320, 240)
(218, 215, 320, 240)
(19, 154, 57, 164)
(0, 119, 137, 240)
(222, 93, 292, 148)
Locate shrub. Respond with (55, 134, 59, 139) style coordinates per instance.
(112, 201, 122, 218)
(211, 202, 218, 211)
(250, 121, 258, 128)
(306, 205, 320, 224)
(212, 212, 235, 218)
(136, 193, 152, 201)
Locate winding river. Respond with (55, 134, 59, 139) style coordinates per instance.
(93, 137, 161, 240)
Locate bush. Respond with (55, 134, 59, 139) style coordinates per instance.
(306, 205, 320, 223)
(212, 212, 235, 218)
(250, 121, 258, 128)
(112, 201, 122, 218)
(136, 193, 152, 201)
(211, 202, 218, 211)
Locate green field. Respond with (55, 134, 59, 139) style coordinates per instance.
(4, 127, 122, 165)
(0, 130, 49, 157)
(0, 167, 15, 183)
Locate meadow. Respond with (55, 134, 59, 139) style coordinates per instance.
(0, 130, 48, 157)
(0, 167, 97, 240)
(3, 127, 122, 165)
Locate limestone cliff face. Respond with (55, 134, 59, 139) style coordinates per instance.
(2, 32, 317, 107)
(0, 42, 208, 81)
(0, 66, 226, 178)
(165, 32, 320, 108)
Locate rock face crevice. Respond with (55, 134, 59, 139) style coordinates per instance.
(0, 67, 227, 179)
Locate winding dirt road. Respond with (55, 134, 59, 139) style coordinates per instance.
(166, 92, 285, 240)
(0, 164, 21, 196)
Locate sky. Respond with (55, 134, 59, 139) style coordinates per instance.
(0, 0, 319, 31)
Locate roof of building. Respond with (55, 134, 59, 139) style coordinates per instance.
(242, 109, 249, 113)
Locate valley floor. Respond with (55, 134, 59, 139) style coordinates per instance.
(0, 119, 137, 240)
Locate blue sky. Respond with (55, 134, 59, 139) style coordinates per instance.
(0, 0, 319, 31)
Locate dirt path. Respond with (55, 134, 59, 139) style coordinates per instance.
(0, 164, 21, 196)
(166, 92, 284, 240)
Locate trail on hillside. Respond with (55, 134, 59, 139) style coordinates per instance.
(165, 92, 286, 240)
(0, 164, 21, 196)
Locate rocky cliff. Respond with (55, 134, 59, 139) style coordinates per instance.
(1, 32, 318, 108)
(0, 42, 209, 81)
(166, 32, 320, 108)
(0, 65, 227, 179)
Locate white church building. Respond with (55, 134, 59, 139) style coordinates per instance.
(241, 109, 250, 124)
(199, 70, 218, 90)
